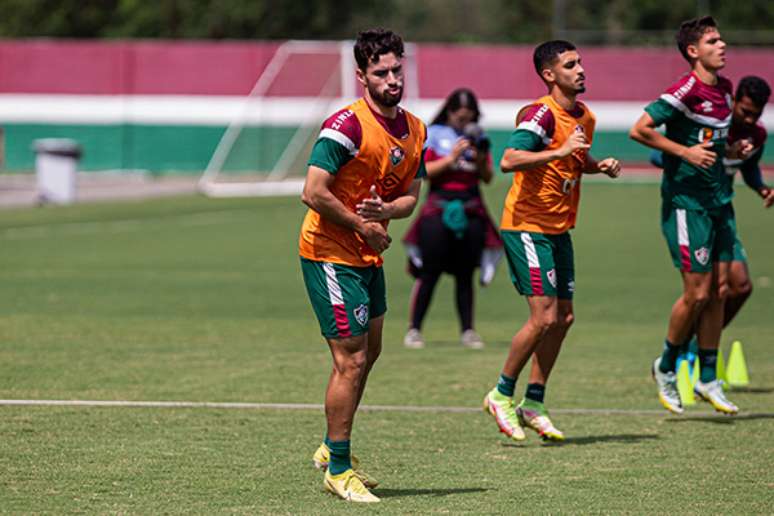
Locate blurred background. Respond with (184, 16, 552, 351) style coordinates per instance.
(0, 0, 772, 204)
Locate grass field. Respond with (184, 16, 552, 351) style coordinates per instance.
(1, 180, 773, 514)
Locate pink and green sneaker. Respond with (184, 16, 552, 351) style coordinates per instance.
(516, 399, 565, 442)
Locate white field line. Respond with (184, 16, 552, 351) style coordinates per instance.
(0, 208, 255, 240)
(0, 399, 764, 418)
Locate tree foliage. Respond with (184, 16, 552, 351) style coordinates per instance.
(0, 0, 770, 45)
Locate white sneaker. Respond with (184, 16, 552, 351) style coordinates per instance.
(461, 329, 484, 349)
(403, 328, 425, 349)
(652, 357, 683, 414)
(479, 248, 503, 286)
(694, 380, 738, 415)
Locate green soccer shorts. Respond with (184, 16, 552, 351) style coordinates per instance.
(501, 230, 575, 299)
(300, 257, 387, 339)
(661, 202, 736, 272)
(730, 217, 748, 263)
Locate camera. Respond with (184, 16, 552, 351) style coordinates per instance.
(461, 122, 490, 161)
(462, 123, 491, 151)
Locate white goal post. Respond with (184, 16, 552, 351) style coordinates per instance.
(198, 40, 419, 198)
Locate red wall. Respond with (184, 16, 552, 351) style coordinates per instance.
(1, 40, 772, 100)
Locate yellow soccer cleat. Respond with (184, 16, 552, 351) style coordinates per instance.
(323, 469, 380, 503)
(483, 388, 526, 441)
(312, 443, 379, 488)
(516, 400, 565, 442)
(694, 380, 739, 415)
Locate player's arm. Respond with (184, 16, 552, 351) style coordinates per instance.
(357, 152, 426, 221)
(500, 106, 586, 172)
(300, 166, 388, 251)
(583, 154, 621, 178)
(629, 111, 716, 169)
(357, 178, 422, 221)
(739, 145, 774, 207)
(501, 131, 589, 172)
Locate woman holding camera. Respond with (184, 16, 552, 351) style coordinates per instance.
(403, 88, 503, 349)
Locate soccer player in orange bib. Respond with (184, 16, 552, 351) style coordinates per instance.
(483, 40, 621, 442)
(300, 29, 426, 502)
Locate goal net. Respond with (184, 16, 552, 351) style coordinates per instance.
(198, 40, 418, 198)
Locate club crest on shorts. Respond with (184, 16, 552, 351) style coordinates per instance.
(694, 247, 710, 266)
(389, 146, 405, 166)
(353, 304, 369, 327)
(547, 268, 557, 288)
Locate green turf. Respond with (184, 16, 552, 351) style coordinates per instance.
(1, 181, 773, 513)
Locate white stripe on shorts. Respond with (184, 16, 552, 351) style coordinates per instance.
(676, 209, 689, 246)
(520, 232, 540, 268)
(322, 262, 344, 305)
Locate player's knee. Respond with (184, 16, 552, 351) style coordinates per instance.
(533, 312, 558, 333)
(560, 311, 575, 329)
(336, 351, 368, 378)
(684, 288, 710, 310)
(729, 278, 752, 299)
(366, 344, 382, 367)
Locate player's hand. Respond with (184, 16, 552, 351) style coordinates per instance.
(359, 221, 392, 253)
(727, 138, 754, 160)
(598, 157, 621, 178)
(761, 187, 774, 208)
(557, 131, 590, 158)
(356, 185, 393, 221)
(680, 141, 716, 168)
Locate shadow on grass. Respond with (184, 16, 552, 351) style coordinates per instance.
(500, 433, 659, 447)
(728, 386, 774, 394)
(664, 413, 774, 425)
(375, 487, 490, 499)
(552, 433, 660, 446)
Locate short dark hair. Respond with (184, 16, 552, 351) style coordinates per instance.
(354, 28, 404, 71)
(736, 76, 771, 108)
(676, 16, 717, 62)
(431, 88, 481, 126)
(533, 40, 577, 76)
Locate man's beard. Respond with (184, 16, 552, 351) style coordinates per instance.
(369, 83, 403, 107)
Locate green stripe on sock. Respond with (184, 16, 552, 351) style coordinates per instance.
(497, 373, 516, 397)
(327, 439, 351, 475)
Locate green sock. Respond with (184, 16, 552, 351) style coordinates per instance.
(324, 434, 332, 448)
(698, 348, 718, 383)
(327, 439, 351, 475)
(525, 383, 545, 404)
(496, 373, 516, 397)
(659, 339, 680, 373)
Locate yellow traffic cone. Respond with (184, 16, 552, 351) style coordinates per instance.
(716, 347, 727, 384)
(677, 359, 695, 406)
(726, 340, 749, 387)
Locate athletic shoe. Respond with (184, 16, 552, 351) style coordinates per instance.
(483, 388, 526, 441)
(403, 328, 425, 349)
(652, 357, 684, 414)
(461, 329, 484, 349)
(516, 400, 565, 441)
(312, 443, 378, 488)
(323, 469, 380, 503)
(694, 380, 738, 415)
